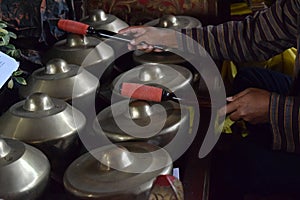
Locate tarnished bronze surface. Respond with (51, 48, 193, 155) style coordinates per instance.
(19, 59, 99, 101)
(144, 15, 202, 30)
(112, 63, 193, 95)
(81, 9, 129, 32)
(64, 142, 172, 199)
(0, 93, 85, 142)
(0, 138, 50, 200)
(0, 93, 86, 181)
(94, 100, 189, 147)
(42, 34, 114, 68)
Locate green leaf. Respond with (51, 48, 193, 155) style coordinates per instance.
(13, 70, 23, 76)
(0, 24, 7, 29)
(13, 77, 27, 85)
(0, 22, 7, 28)
(0, 34, 10, 46)
(0, 20, 20, 59)
(13, 51, 20, 58)
(0, 28, 8, 35)
(5, 44, 16, 50)
(6, 49, 20, 58)
(3, 34, 10, 45)
(8, 32, 17, 39)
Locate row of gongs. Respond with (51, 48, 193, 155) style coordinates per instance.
(0, 10, 202, 199)
(0, 91, 178, 199)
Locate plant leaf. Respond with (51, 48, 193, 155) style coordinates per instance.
(13, 77, 27, 85)
(0, 34, 10, 46)
(6, 49, 20, 58)
(7, 79, 13, 89)
(5, 44, 16, 50)
(8, 31, 17, 39)
(0, 22, 7, 28)
(13, 70, 23, 76)
(0, 28, 8, 35)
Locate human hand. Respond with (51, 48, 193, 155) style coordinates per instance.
(118, 26, 178, 52)
(219, 88, 271, 124)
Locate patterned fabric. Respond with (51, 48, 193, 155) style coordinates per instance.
(0, 0, 70, 43)
(86, 0, 219, 25)
(180, 0, 298, 63)
(180, 0, 300, 153)
(270, 93, 300, 153)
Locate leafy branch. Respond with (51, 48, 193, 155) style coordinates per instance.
(0, 20, 26, 89)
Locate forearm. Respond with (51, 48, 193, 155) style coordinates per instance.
(269, 93, 300, 153)
(178, 0, 298, 62)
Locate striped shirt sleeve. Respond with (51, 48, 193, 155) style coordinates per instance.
(176, 0, 300, 153)
(270, 93, 300, 153)
(179, 0, 300, 63)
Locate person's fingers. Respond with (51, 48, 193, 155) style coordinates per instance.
(224, 100, 240, 117)
(119, 26, 161, 52)
(118, 26, 145, 35)
(133, 30, 147, 37)
(230, 88, 252, 101)
(226, 96, 234, 102)
(144, 45, 154, 53)
(228, 110, 241, 121)
(153, 48, 163, 52)
(127, 43, 135, 51)
(134, 42, 149, 50)
(217, 100, 238, 118)
(132, 37, 153, 46)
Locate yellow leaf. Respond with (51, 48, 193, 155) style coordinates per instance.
(7, 79, 13, 89)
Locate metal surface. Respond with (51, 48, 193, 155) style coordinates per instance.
(63, 142, 172, 199)
(0, 138, 50, 200)
(0, 93, 86, 141)
(0, 93, 86, 181)
(81, 9, 129, 32)
(42, 34, 114, 68)
(132, 51, 200, 92)
(112, 63, 193, 95)
(80, 9, 129, 54)
(19, 58, 99, 101)
(133, 50, 192, 65)
(144, 15, 202, 30)
(94, 100, 189, 146)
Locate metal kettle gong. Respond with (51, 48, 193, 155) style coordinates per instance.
(111, 63, 193, 102)
(80, 9, 129, 33)
(19, 58, 99, 103)
(42, 33, 115, 69)
(145, 14, 202, 30)
(63, 142, 173, 199)
(0, 93, 86, 182)
(0, 138, 50, 200)
(93, 100, 189, 147)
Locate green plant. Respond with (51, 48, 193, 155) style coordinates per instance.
(0, 20, 26, 89)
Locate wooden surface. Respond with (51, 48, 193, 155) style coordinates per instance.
(174, 106, 212, 200)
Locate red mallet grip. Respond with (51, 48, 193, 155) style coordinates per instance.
(121, 82, 163, 102)
(153, 175, 176, 186)
(58, 19, 89, 35)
